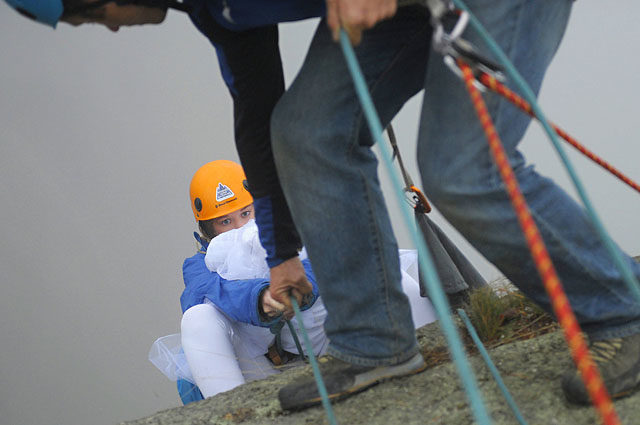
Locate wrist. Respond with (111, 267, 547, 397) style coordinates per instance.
(267, 252, 299, 268)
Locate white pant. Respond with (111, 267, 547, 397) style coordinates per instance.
(181, 303, 274, 397)
(181, 298, 329, 398)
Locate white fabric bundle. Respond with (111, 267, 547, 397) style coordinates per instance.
(205, 219, 269, 280)
(205, 219, 308, 280)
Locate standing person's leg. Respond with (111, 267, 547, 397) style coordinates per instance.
(273, 6, 430, 366)
(272, 6, 432, 408)
(417, 0, 640, 402)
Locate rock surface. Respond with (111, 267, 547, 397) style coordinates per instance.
(124, 259, 640, 425)
(121, 318, 640, 425)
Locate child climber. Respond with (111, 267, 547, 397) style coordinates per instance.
(150, 160, 436, 403)
(179, 160, 325, 401)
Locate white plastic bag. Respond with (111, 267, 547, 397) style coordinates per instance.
(399, 249, 437, 328)
(205, 219, 308, 280)
(205, 219, 270, 280)
(148, 333, 195, 384)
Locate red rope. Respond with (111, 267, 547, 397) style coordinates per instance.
(479, 72, 640, 195)
(458, 60, 621, 425)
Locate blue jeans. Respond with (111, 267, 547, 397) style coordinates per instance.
(272, 0, 640, 366)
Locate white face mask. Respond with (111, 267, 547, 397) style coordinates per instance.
(204, 219, 269, 280)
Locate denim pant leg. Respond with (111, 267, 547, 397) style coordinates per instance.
(418, 0, 640, 339)
(272, 8, 431, 366)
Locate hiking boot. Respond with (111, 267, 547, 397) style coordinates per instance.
(278, 352, 427, 410)
(561, 332, 640, 404)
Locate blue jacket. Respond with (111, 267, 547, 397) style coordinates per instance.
(180, 234, 319, 326)
(184, 1, 325, 268)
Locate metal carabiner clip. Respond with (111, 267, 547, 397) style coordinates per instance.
(432, 8, 470, 54)
(442, 36, 506, 92)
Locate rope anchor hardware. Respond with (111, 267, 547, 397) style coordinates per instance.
(387, 125, 432, 213)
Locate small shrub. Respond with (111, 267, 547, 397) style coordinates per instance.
(466, 286, 506, 343)
(465, 286, 557, 347)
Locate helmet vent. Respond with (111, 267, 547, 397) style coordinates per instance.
(194, 198, 203, 212)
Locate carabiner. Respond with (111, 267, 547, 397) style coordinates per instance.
(406, 185, 432, 213)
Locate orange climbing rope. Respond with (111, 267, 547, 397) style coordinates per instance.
(478, 72, 640, 195)
(458, 59, 621, 425)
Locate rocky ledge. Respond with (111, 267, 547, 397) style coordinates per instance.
(122, 316, 640, 425)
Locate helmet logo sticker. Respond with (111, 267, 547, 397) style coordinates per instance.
(216, 183, 235, 202)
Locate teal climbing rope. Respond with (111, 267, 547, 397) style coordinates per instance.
(458, 309, 529, 425)
(339, 28, 493, 425)
(286, 319, 306, 361)
(291, 298, 339, 425)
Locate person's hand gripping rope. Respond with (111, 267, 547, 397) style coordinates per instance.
(269, 257, 313, 317)
(327, 0, 398, 45)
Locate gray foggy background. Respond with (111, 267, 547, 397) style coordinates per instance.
(1, 2, 639, 425)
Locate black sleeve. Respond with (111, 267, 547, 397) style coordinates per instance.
(190, 12, 302, 265)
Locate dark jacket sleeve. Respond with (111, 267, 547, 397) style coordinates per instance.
(189, 10, 302, 267)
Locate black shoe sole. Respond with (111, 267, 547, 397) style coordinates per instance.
(280, 355, 427, 411)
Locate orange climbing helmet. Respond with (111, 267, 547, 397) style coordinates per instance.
(189, 160, 253, 221)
